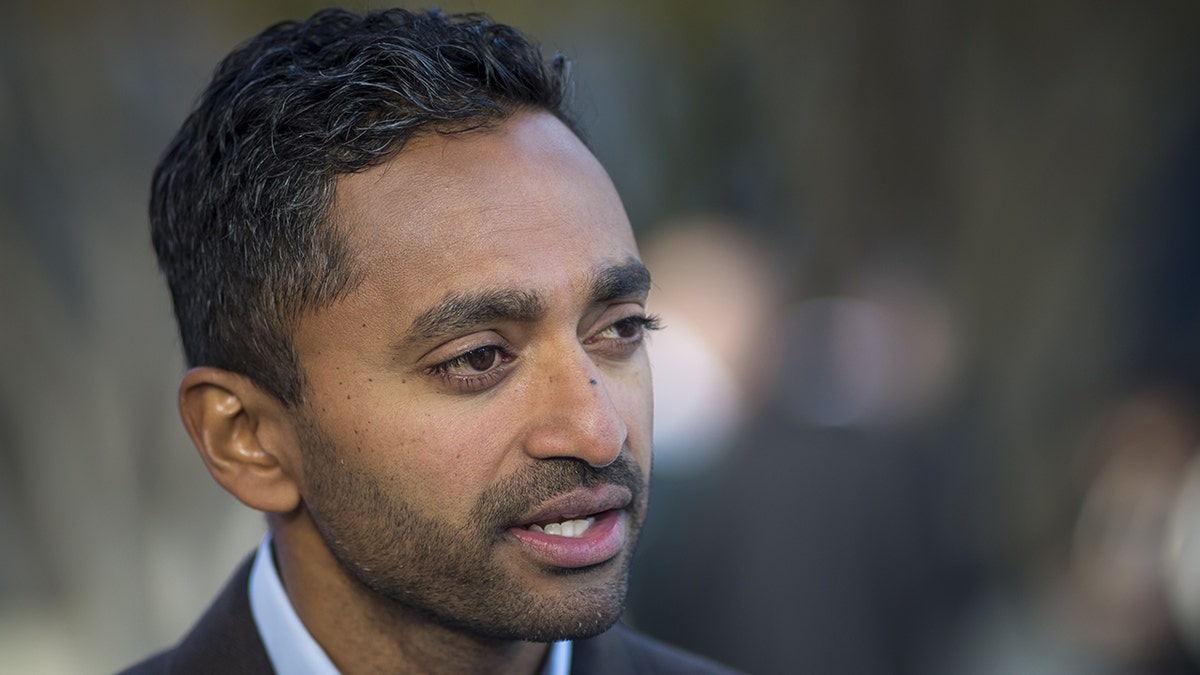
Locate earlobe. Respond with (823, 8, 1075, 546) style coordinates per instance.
(178, 367, 302, 514)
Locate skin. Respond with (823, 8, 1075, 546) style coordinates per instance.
(178, 110, 655, 674)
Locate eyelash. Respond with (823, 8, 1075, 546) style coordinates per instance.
(427, 314, 662, 393)
(589, 314, 662, 349)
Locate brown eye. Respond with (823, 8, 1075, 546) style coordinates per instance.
(596, 315, 658, 342)
(464, 347, 499, 372)
(428, 343, 515, 393)
(612, 318, 642, 339)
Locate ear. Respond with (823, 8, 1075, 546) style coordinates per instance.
(178, 366, 302, 514)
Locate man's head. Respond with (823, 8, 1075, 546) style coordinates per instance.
(154, 7, 655, 649)
(152, 7, 577, 406)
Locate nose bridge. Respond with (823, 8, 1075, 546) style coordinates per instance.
(523, 341, 626, 467)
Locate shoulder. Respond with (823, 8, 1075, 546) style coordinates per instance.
(115, 650, 171, 675)
(572, 622, 741, 674)
(114, 555, 273, 675)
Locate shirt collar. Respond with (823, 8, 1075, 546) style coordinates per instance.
(248, 535, 572, 675)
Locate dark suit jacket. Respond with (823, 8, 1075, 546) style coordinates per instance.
(118, 557, 735, 674)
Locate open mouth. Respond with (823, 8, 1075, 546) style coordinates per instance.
(509, 509, 626, 568)
(525, 515, 598, 538)
(508, 491, 630, 569)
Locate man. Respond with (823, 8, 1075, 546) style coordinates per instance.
(121, 7, 734, 675)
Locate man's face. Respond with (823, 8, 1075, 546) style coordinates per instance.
(288, 111, 654, 641)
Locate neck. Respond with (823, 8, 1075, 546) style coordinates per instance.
(268, 511, 550, 675)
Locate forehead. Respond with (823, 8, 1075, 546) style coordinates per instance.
(329, 111, 639, 310)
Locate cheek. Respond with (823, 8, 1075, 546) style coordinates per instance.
(331, 396, 515, 516)
(616, 361, 655, 467)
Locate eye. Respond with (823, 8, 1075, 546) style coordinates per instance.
(590, 314, 662, 354)
(428, 345, 514, 393)
(437, 346, 505, 374)
(600, 315, 659, 339)
(460, 346, 501, 372)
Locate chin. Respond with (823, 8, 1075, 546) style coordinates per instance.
(446, 577, 629, 643)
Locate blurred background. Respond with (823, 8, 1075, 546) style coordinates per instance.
(2, 1, 1199, 673)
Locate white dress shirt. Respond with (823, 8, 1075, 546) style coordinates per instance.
(248, 536, 572, 675)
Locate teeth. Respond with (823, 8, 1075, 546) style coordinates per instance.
(528, 517, 596, 538)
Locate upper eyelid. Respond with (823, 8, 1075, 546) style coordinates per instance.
(434, 345, 512, 374)
(420, 330, 512, 363)
(585, 301, 648, 327)
(586, 314, 658, 346)
(428, 343, 515, 381)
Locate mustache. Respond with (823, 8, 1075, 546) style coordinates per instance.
(472, 452, 646, 528)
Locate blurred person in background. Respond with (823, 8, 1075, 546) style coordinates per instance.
(942, 379, 1200, 675)
(636, 217, 786, 477)
(942, 111, 1200, 675)
(630, 229, 983, 674)
(1078, 383, 1200, 674)
(119, 7, 734, 674)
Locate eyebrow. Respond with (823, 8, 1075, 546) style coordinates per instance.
(587, 259, 652, 305)
(401, 259, 651, 349)
(406, 289, 546, 346)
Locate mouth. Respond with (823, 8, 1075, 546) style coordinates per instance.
(507, 485, 632, 568)
(526, 516, 598, 538)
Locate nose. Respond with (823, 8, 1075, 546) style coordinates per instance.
(521, 346, 627, 468)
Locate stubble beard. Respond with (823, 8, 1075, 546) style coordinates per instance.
(295, 414, 649, 642)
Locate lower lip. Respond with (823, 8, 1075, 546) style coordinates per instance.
(508, 509, 626, 569)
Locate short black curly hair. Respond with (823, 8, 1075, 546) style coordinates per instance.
(151, 7, 577, 406)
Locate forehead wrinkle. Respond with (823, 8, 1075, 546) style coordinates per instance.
(405, 288, 546, 347)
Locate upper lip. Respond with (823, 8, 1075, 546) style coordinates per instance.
(513, 484, 632, 527)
